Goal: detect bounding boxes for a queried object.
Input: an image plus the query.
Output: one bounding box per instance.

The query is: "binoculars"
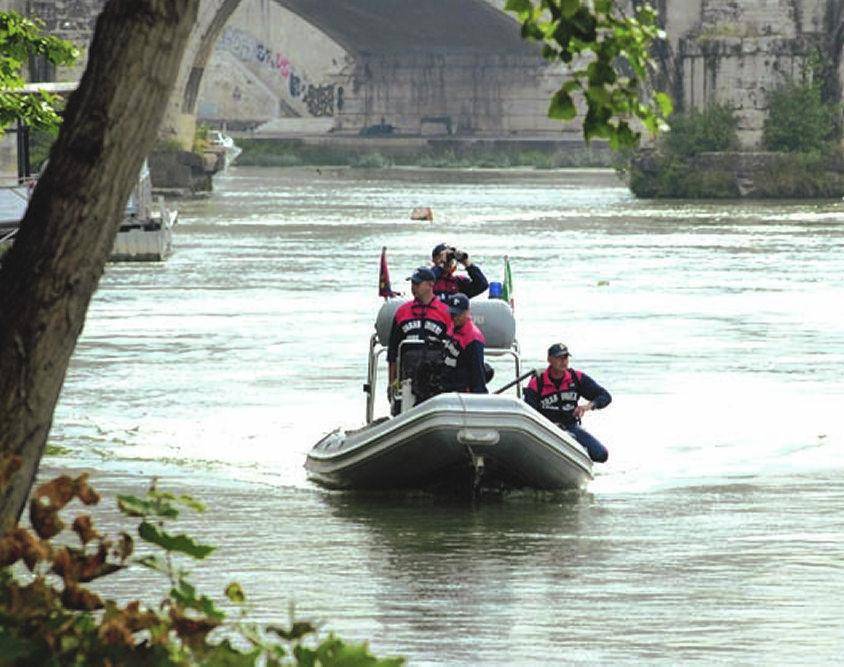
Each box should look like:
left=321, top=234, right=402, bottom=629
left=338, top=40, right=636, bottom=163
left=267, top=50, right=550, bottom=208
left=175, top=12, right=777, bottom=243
left=443, top=247, right=468, bottom=264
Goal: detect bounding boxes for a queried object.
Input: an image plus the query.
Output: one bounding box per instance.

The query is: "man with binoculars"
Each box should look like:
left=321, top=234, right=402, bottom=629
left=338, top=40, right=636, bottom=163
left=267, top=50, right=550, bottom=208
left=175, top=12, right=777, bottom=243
left=430, top=242, right=489, bottom=299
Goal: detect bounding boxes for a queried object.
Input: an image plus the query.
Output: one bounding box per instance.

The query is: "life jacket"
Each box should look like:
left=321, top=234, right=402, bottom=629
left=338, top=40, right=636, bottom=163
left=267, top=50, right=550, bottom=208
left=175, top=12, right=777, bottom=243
left=529, top=367, right=583, bottom=426
left=444, top=319, right=485, bottom=370
left=393, top=298, right=453, bottom=343
left=393, top=298, right=453, bottom=389
left=433, top=271, right=463, bottom=296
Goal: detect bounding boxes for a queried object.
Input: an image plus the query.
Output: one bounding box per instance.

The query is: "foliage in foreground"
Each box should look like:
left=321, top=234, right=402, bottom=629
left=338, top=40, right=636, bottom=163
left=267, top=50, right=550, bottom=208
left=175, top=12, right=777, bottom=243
left=0, top=465, right=402, bottom=666
left=505, top=0, right=672, bottom=149
left=0, top=11, right=78, bottom=131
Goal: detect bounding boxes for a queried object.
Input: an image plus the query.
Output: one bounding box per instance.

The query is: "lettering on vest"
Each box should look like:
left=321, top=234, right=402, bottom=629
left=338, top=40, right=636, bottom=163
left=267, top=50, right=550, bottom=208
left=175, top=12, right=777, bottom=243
left=401, top=319, right=422, bottom=334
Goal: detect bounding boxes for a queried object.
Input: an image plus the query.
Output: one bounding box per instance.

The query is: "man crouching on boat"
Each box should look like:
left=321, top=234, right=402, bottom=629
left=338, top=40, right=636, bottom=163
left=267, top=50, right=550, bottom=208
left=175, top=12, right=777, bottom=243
left=442, top=293, right=488, bottom=394
left=524, top=343, right=611, bottom=462
left=387, top=267, right=454, bottom=412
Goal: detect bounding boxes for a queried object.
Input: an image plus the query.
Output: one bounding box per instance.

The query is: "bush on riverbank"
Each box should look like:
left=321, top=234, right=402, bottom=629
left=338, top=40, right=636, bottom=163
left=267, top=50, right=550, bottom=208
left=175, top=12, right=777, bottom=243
left=629, top=103, right=741, bottom=198
left=762, top=80, right=839, bottom=153
left=752, top=150, right=844, bottom=198
left=234, top=138, right=613, bottom=169
left=0, top=471, right=401, bottom=666
left=629, top=97, right=844, bottom=199
left=661, top=102, right=739, bottom=157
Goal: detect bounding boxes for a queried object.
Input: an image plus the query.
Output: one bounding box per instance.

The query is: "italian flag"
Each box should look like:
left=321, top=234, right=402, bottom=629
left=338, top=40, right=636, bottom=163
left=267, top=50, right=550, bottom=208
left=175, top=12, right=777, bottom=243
left=503, top=255, right=513, bottom=308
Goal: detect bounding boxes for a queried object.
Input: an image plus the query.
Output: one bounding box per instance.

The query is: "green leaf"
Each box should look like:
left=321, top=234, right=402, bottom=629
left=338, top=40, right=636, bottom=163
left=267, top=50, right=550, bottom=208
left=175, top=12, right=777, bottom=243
left=267, top=621, right=318, bottom=642
left=199, top=639, right=260, bottom=666
left=562, top=79, right=582, bottom=93
left=311, top=634, right=404, bottom=667
left=0, top=11, right=77, bottom=132
left=504, top=0, right=532, bottom=15
left=172, top=578, right=225, bottom=621
left=586, top=84, right=610, bottom=106
left=138, top=521, right=215, bottom=559
left=0, top=628, right=30, bottom=661
left=587, top=60, right=617, bottom=86
left=151, top=490, right=206, bottom=513
left=541, top=44, right=558, bottom=60
left=654, top=92, right=674, bottom=118
left=560, top=0, right=581, bottom=19
left=118, top=494, right=179, bottom=518
left=134, top=554, right=175, bottom=577
left=548, top=90, right=576, bottom=120
left=225, top=582, right=246, bottom=604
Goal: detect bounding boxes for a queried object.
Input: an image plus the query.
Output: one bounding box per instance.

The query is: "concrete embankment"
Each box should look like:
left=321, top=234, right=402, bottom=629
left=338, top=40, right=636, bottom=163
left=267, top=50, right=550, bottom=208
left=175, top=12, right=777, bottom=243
left=231, top=135, right=614, bottom=169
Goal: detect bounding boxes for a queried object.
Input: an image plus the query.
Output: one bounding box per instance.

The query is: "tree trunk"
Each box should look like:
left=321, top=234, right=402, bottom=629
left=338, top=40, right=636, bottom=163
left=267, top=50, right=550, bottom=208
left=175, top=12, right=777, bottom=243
left=0, top=0, right=199, bottom=533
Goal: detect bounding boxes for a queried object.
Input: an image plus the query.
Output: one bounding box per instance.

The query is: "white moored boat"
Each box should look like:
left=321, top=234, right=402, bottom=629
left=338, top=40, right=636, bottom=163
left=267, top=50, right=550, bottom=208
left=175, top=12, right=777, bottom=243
left=110, top=161, right=177, bottom=262
left=305, top=299, right=593, bottom=494
left=1, top=161, right=176, bottom=263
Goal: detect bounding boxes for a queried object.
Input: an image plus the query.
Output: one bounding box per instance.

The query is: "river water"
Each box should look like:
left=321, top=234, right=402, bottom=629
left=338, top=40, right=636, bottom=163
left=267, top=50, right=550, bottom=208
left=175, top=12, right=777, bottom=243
left=45, top=167, right=844, bottom=663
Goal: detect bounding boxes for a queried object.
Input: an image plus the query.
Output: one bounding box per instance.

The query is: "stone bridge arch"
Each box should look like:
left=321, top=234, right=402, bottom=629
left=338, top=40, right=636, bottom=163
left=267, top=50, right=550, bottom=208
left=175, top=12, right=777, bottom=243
left=161, top=0, right=562, bottom=146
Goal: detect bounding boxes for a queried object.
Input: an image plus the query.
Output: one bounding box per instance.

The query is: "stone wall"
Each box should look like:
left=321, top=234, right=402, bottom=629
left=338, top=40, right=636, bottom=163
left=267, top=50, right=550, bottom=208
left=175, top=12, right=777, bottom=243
left=24, top=0, right=105, bottom=80
left=7, top=0, right=844, bottom=146
left=194, top=0, right=566, bottom=137
left=342, top=53, right=569, bottom=137
left=196, top=1, right=351, bottom=126
left=673, top=0, right=839, bottom=146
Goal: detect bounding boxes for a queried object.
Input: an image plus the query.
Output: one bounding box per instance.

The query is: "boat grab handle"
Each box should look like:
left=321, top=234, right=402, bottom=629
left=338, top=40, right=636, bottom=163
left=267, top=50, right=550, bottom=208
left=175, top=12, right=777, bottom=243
left=494, top=368, right=537, bottom=395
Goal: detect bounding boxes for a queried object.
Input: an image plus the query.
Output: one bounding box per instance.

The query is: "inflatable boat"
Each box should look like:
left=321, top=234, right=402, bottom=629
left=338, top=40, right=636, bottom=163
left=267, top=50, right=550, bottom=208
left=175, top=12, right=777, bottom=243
left=304, top=299, right=593, bottom=494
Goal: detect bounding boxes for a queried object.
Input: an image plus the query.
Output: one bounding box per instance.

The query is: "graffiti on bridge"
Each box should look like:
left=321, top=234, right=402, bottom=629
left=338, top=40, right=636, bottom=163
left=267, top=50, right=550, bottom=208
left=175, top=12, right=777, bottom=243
left=217, top=27, right=338, bottom=117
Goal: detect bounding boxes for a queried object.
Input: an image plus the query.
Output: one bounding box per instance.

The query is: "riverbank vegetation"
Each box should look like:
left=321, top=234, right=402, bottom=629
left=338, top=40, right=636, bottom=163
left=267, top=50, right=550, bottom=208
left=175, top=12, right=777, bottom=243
left=628, top=103, right=740, bottom=198
left=234, top=139, right=614, bottom=170
left=0, top=471, right=401, bottom=665
left=629, top=79, right=844, bottom=199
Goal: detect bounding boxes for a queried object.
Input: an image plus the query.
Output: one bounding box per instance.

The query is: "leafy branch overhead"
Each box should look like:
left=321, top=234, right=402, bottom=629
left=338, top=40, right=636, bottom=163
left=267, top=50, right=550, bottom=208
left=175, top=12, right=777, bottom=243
left=0, top=11, right=78, bottom=130
left=505, top=0, right=672, bottom=149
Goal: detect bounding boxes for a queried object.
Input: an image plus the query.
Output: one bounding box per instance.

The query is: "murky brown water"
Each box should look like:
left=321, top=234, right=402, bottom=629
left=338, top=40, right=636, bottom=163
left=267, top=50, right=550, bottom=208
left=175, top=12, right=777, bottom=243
left=44, top=166, right=844, bottom=663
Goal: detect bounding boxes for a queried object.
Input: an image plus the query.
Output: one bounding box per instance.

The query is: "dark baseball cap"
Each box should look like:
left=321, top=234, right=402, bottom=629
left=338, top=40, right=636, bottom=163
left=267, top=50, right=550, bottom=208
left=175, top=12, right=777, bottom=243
left=446, top=293, right=470, bottom=315
left=548, top=343, right=570, bottom=357
left=432, top=242, right=449, bottom=259
left=407, top=266, right=436, bottom=283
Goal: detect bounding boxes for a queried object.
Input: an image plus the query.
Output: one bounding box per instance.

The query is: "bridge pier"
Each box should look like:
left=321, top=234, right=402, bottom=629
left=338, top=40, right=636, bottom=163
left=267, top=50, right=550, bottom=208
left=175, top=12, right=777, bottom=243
left=6, top=0, right=844, bottom=189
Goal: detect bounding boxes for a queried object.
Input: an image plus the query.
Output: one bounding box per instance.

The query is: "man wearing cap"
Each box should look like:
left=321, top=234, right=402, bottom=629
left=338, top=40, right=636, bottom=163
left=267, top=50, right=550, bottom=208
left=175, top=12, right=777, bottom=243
left=430, top=242, right=489, bottom=299
left=443, top=293, right=488, bottom=394
left=387, top=266, right=454, bottom=405
left=524, top=344, right=612, bottom=462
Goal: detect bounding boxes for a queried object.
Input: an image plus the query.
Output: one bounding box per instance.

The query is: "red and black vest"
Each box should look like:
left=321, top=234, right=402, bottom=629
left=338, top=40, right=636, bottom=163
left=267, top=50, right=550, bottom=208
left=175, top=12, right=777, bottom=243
left=394, top=298, right=452, bottom=339
left=526, top=368, right=583, bottom=426
left=388, top=297, right=453, bottom=363
left=444, top=320, right=485, bottom=369
left=433, top=272, right=462, bottom=296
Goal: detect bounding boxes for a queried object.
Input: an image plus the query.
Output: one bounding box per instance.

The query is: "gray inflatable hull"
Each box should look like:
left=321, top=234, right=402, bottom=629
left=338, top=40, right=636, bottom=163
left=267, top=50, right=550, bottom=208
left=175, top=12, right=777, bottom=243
left=305, top=394, right=593, bottom=493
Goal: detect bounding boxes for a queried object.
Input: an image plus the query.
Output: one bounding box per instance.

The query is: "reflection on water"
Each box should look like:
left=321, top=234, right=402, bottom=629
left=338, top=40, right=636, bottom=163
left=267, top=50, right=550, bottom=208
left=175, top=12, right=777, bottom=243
left=42, top=167, right=844, bottom=663
left=81, top=471, right=844, bottom=664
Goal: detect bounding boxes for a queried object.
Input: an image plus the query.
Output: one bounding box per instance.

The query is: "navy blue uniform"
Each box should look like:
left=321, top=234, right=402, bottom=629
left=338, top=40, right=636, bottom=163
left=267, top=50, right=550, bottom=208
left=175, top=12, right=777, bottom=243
left=432, top=264, right=489, bottom=299
left=444, top=319, right=488, bottom=393
left=524, top=367, right=611, bottom=462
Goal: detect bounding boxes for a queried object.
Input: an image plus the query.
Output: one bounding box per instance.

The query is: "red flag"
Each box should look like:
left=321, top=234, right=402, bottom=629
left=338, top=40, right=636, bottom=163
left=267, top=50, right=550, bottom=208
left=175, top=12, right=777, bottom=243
left=378, top=246, right=399, bottom=299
